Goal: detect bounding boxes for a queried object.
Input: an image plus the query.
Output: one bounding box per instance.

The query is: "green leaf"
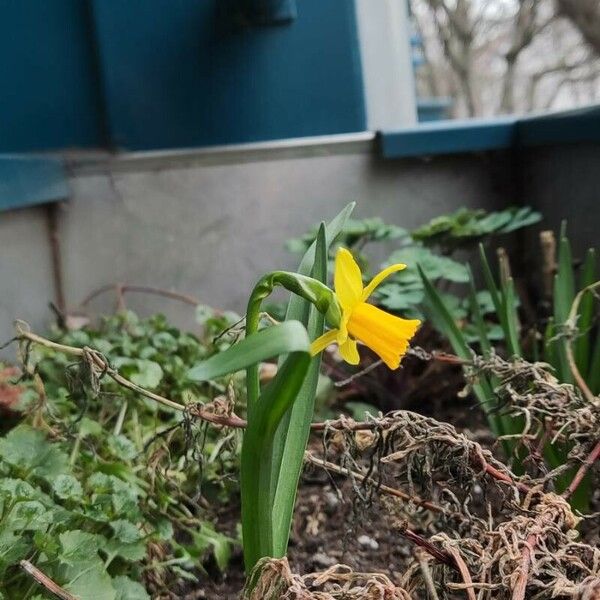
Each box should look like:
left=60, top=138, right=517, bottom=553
left=497, top=206, right=542, bottom=233
left=501, top=277, right=521, bottom=357
left=59, top=530, right=103, bottom=566
left=63, top=558, right=116, bottom=600
left=387, top=246, right=469, bottom=283
left=478, top=245, right=503, bottom=322
left=345, top=401, right=379, bottom=420
left=588, top=329, right=600, bottom=395
left=575, top=248, right=597, bottom=374
left=129, top=360, right=163, bottom=389
left=552, top=234, right=576, bottom=383
left=269, top=225, right=328, bottom=560
left=467, top=268, right=492, bottom=354
left=107, top=435, right=137, bottom=461
left=412, top=206, right=541, bottom=245
left=0, top=530, right=29, bottom=575
left=187, top=320, right=310, bottom=382
left=419, top=267, right=503, bottom=435
left=110, top=520, right=142, bottom=544
left=375, top=282, right=424, bottom=312
left=188, top=523, right=234, bottom=572
left=0, top=425, right=69, bottom=480
left=79, top=417, right=103, bottom=438
left=154, top=518, right=174, bottom=541
left=241, top=351, right=311, bottom=571
left=106, top=538, right=146, bottom=562
left=53, top=474, right=83, bottom=501
left=113, top=576, right=150, bottom=600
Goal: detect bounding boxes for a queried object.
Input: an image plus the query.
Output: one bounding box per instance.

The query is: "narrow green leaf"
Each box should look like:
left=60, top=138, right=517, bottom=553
left=543, top=317, right=558, bottom=373
left=187, top=321, right=309, bottom=382
left=575, top=248, right=597, bottom=373
left=291, top=203, right=356, bottom=288
left=555, top=235, right=576, bottom=321
left=270, top=224, right=327, bottom=558
left=241, top=204, right=354, bottom=572
left=501, top=278, right=521, bottom=357
left=552, top=235, right=576, bottom=383
left=419, top=267, right=502, bottom=434
left=267, top=207, right=354, bottom=559
left=241, top=351, right=311, bottom=571
left=479, top=244, right=516, bottom=349
left=467, top=268, right=491, bottom=354
left=478, top=244, right=502, bottom=317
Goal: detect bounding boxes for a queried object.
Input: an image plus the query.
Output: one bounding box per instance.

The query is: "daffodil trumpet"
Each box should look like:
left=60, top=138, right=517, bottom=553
left=310, top=248, right=421, bottom=369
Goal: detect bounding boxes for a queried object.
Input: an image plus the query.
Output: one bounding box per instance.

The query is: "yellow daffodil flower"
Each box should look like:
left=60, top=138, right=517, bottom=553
left=310, top=248, right=421, bottom=369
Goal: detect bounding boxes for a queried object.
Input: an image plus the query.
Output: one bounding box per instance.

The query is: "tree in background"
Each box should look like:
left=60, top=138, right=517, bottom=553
left=411, top=0, right=600, bottom=117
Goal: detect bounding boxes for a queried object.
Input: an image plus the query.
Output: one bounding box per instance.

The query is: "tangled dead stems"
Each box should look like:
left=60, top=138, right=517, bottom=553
left=242, top=558, right=412, bottom=600
left=11, top=325, right=600, bottom=598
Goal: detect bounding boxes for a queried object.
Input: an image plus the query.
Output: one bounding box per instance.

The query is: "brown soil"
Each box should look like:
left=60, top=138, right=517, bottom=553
left=174, top=480, right=415, bottom=600
left=170, top=394, right=489, bottom=600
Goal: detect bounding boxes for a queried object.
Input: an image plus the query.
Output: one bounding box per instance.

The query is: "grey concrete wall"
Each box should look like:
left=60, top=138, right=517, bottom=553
left=8, top=135, right=596, bottom=357
left=0, top=206, right=57, bottom=351
left=56, top=141, right=508, bottom=331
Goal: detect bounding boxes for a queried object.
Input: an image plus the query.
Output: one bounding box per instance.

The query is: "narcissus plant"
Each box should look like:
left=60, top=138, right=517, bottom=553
left=187, top=204, right=421, bottom=578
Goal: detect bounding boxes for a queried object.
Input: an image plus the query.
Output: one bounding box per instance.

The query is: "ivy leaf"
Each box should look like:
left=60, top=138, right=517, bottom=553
left=79, top=417, right=103, bottom=438
left=110, top=520, right=141, bottom=544
left=186, top=524, right=234, bottom=572
left=129, top=360, right=163, bottom=389
left=63, top=558, right=116, bottom=600
left=106, top=521, right=146, bottom=561
left=53, top=475, right=83, bottom=501
left=12, top=501, right=54, bottom=530
left=0, top=425, right=69, bottom=480
left=375, top=283, right=424, bottom=312
left=107, top=435, right=137, bottom=461
left=0, top=530, right=29, bottom=576
left=345, top=401, right=379, bottom=420
left=106, top=538, right=147, bottom=562
left=59, top=530, right=103, bottom=566
left=154, top=518, right=174, bottom=541
left=112, top=576, right=150, bottom=600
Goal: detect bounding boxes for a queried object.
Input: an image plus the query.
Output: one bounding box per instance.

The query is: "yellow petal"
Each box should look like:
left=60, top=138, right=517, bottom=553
left=338, top=338, right=360, bottom=365
left=310, top=329, right=339, bottom=356
left=347, top=302, right=420, bottom=369
left=334, top=248, right=363, bottom=311
left=361, top=263, right=406, bottom=302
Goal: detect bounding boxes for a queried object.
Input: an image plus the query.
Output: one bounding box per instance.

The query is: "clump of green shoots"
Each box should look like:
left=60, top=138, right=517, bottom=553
left=421, top=223, right=599, bottom=505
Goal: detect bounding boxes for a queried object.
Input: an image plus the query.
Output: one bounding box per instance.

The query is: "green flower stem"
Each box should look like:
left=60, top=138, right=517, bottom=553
left=245, top=271, right=341, bottom=414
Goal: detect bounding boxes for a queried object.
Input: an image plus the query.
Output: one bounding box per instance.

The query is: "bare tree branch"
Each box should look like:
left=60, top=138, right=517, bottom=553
left=555, top=0, right=600, bottom=55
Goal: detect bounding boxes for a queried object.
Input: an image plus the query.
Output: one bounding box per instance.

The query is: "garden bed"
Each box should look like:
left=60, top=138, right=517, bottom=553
left=1, top=206, right=599, bottom=599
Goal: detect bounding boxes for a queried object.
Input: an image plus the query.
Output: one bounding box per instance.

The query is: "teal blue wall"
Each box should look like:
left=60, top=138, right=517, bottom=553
left=0, top=1, right=106, bottom=152
left=0, top=1, right=366, bottom=152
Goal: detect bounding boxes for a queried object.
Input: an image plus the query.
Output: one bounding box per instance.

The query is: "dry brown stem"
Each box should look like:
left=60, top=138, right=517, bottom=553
left=20, top=560, right=76, bottom=600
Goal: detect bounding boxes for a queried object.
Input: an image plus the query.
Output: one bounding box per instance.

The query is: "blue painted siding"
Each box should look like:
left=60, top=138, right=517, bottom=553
left=0, top=156, right=68, bottom=211
left=90, top=0, right=366, bottom=150
left=0, top=1, right=106, bottom=152
left=0, top=1, right=366, bottom=152
left=381, top=105, right=600, bottom=158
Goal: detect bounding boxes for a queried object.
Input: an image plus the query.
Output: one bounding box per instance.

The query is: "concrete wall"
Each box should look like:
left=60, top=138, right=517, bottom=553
left=0, top=136, right=512, bottom=351
left=2, top=136, right=597, bottom=358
